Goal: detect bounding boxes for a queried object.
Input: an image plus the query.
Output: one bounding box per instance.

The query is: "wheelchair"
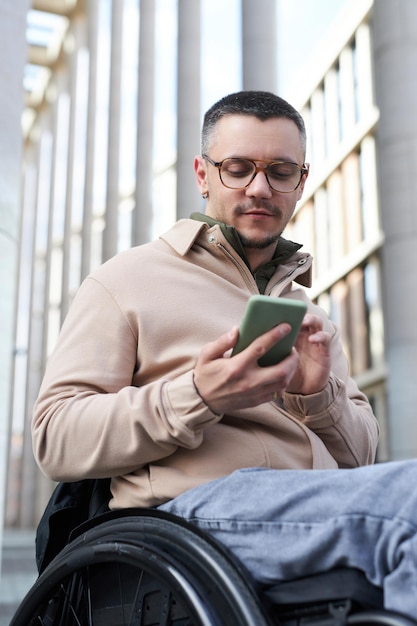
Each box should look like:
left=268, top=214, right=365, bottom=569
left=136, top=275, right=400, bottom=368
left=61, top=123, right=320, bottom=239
left=10, top=507, right=417, bottom=626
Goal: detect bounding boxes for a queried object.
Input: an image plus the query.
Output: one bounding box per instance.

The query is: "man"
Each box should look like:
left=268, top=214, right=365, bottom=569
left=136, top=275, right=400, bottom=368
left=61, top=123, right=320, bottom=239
left=32, top=92, right=417, bottom=619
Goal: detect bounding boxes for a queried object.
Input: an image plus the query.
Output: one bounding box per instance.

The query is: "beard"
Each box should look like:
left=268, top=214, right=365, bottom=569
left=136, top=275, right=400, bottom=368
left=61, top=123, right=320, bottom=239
left=237, top=231, right=281, bottom=249
left=234, top=201, right=283, bottom=249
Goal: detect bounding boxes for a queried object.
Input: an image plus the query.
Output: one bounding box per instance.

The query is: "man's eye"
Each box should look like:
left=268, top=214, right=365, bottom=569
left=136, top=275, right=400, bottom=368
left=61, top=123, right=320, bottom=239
left=268, top=164, right=295, bottom=179
left=223, top=161, right=253, bottom=177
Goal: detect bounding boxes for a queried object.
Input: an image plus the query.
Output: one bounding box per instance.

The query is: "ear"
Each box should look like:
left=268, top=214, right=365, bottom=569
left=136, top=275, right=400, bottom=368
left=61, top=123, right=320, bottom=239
left=194, top=156, right=208, bottom=195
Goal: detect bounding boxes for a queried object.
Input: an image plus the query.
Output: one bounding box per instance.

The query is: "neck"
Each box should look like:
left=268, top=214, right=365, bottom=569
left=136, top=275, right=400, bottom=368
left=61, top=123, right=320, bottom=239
left=244, top=245, right=277, bottom=272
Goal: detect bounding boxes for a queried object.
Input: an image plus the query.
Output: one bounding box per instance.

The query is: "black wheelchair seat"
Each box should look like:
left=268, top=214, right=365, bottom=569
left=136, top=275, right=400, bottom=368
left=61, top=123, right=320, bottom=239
left=265, top=567, right=384, bottom=625
left=11, top=506, right=417, bottom=625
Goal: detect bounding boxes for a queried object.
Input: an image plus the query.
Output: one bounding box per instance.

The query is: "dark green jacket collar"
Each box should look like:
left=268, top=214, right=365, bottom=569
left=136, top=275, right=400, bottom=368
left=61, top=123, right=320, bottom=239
left=190, top=212, right=302, bottom=293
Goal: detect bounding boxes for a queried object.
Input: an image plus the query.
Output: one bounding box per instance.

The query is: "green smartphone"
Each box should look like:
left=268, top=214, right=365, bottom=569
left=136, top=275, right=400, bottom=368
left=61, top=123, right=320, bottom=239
left=231, top=295, right=307, bottom=367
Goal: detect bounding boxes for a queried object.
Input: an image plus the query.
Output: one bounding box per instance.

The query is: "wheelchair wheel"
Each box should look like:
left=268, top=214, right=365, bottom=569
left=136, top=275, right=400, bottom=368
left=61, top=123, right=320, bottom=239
left=11, top=508, right=273, bottom=626
left=348, top=611, right=417, bottom=625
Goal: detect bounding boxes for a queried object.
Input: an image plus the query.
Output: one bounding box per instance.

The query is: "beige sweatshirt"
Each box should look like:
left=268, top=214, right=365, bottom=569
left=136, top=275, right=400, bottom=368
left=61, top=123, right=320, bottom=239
left=32, top=219, right=380, bottom=509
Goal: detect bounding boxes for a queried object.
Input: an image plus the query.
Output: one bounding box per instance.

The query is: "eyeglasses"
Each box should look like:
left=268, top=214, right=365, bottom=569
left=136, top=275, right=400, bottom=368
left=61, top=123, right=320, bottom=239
left=203, top=154, right=308, bottom=193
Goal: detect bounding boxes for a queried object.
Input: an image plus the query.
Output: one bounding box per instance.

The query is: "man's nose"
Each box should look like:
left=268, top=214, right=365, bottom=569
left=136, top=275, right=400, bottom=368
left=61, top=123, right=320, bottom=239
left=245, top=170, right=273, bottom=197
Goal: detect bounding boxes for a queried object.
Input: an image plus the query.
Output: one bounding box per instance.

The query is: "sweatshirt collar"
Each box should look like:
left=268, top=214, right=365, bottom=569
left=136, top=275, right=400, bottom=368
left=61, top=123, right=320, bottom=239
left=189, top=212, right=302, bottom=268
left=160, top=215, right=312, bottom=289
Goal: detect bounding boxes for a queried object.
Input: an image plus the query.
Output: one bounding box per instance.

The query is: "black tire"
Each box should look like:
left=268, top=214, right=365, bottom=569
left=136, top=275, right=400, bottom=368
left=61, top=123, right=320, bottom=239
left=348, top=611, right=417, bottom=626
left=11, top=508, right=272, bottom=626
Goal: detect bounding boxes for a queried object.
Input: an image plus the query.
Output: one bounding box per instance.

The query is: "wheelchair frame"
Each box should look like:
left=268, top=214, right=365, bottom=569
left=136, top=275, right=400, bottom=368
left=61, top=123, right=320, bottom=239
left=11, top=508, right=417, bottom=626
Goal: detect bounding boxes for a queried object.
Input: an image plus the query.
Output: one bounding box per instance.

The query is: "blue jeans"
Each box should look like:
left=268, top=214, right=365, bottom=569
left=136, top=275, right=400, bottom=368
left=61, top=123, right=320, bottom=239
left=158, top=460, right=417, bottom=619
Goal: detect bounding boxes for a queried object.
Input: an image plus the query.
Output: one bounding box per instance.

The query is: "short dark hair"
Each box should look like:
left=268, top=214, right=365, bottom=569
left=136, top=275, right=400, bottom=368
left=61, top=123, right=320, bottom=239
left=201, top=90, right=306, bottom=156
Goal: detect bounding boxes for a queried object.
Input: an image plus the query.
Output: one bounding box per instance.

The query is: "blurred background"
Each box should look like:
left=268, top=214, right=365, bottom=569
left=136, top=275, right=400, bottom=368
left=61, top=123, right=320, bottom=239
left=2, top=0, right=417, bottom=620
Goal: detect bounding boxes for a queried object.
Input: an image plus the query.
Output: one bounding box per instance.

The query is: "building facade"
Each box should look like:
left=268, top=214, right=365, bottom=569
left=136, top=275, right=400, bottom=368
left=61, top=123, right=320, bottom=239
left=285, top=0, right=388, bottom=456
left=286, top=0, right=417, bottom=464
left=3, top=0, right=417, bottom=529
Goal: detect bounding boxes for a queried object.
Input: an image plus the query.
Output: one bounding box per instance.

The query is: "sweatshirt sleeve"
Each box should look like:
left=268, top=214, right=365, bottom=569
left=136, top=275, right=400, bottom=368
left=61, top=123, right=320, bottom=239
left=282, top=321, right=380, bottom=467
left=32, top=277, right=221, bottom=482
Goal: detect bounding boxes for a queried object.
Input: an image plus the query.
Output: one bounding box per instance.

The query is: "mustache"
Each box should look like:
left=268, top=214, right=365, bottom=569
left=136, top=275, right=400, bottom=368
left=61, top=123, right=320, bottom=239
left=234, top=201, right=282, bottom=216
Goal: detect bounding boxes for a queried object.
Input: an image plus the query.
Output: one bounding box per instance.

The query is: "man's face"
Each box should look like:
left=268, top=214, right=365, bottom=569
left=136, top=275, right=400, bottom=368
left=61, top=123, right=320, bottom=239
left=194, top=114, right=308, bottom=266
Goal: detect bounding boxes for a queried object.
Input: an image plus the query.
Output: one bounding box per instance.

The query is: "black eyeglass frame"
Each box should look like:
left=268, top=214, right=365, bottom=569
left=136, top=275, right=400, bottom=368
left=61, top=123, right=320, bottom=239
left=202, top=154, right=309, bottom=193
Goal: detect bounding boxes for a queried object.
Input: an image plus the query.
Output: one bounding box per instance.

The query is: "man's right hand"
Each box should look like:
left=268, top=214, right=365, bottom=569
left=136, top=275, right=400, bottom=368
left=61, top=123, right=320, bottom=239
left=193, top=324, right=299, bottom=415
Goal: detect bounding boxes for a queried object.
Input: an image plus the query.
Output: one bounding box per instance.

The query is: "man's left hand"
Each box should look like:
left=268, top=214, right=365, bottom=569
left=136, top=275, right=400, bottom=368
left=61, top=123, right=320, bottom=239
left=286, top=313, right=331, bottom=395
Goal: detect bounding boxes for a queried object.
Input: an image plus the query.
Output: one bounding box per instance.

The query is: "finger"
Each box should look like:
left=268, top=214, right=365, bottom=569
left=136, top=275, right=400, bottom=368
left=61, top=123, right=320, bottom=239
left=308, top=330, right=331, bottom=346
left=300, top=313, right=323, bottom=333
left=235, top=322, right=292, bottom=366
left=199, top=327, right=239, bottom=363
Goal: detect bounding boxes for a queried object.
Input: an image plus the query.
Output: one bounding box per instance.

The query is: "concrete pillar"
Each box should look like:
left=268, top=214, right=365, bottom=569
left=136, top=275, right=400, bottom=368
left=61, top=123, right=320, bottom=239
left=134, top=0, right=155, bottom=245
left=338, top=46, right=356, bottom=137
left=176, top=0, right=201, bottom=220
left=0, top=0, right=29, bottom=569
left=21, top=118, right=53, bottom=529
left=81, top=0, right=99, bottom=279
left=102, top=0, right=123, bottom=261
left=372, top=0, right=417, bottom=459
left=241, top=0, right=277, bottom=91
left=61, top=15, right=87, bottom=322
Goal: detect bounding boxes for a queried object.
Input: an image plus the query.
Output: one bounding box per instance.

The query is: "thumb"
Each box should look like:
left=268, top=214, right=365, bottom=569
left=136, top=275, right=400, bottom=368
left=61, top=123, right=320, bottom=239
left=200, top=327, right=239, bottom=362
